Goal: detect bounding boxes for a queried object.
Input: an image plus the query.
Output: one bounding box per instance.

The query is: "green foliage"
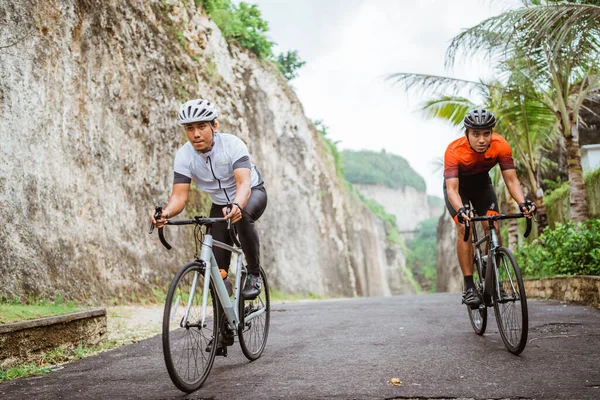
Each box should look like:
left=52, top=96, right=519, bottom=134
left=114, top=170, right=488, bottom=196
left=0, top=296, right=80, bottom=324
left=274, top=50, right=306, bottom=80
left=543, top=168, right=600, bottom=226
left=586, top=167, right=600, bottom=218
left=544, top=181, right=570, bottom=227
left=543, top=176, right=566, bottom=193
left=342, top=150, right=426, bottom=192
left=201, top=0, right=274, bottom=59
left=176, top=30, right=186, bottom=48
left=0, top=339, right=122, bottom=382
left=313, top=120, right=344, bottom=179
left=515, top=219, right=600, bottom=278
left=405, top=218, right=438, bottom=292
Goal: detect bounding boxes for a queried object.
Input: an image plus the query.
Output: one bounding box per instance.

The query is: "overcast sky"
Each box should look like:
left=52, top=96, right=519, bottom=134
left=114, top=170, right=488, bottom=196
left=249, top=0, right=522, bottom=197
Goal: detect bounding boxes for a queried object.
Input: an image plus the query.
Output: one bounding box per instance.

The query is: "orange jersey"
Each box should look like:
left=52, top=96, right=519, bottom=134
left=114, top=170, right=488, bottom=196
left=444, top=133, right=515, bottom=180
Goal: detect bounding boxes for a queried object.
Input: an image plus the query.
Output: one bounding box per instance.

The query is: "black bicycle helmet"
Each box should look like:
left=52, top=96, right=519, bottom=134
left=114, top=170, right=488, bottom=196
left=463, top=108, right=496, bottom=129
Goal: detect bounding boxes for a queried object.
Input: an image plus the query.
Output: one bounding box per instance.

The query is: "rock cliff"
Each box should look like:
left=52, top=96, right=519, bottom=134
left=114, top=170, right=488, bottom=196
left=435, top=209, right=462, bottom=293
left=0, top=0, right=414, bottom=301
left=355, top=184, right=442, bottom=233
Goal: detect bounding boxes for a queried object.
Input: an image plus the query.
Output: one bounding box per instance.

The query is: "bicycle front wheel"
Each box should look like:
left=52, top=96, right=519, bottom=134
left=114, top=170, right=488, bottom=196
left=162, top=261, right=219, bottom=392
left=467, top=258, right=487, bottom=335
left=238, top=266, right=270, bottom=361
left=493, top=247, right=528, bottom=355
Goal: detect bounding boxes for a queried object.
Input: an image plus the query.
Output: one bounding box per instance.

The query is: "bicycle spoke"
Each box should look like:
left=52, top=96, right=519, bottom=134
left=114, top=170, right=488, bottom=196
left=238, top=267, right=270, bottom=360
left=493, top=248, right=528, bottom=354
left=163, top=262, right=218, bottom=392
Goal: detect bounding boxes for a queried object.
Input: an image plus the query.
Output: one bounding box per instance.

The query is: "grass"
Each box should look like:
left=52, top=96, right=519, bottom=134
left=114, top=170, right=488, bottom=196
left=0, top=297, right=81, bottom=324
left=0, top=340, right=123, bottom=382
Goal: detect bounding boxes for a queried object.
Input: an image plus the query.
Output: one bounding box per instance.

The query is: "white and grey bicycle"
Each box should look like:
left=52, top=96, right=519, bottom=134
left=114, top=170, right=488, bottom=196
left=151, top=206, right=270, bottom=393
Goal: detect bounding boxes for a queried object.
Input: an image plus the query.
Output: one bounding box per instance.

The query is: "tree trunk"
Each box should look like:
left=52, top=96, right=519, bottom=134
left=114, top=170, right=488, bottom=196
left=534, top=189, right=548, bottom=236
left=565, top=123, right=589, bottom=222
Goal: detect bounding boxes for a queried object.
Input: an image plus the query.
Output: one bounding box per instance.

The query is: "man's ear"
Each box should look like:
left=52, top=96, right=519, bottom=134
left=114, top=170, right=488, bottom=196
left=212, top=120, right=219, bottom=130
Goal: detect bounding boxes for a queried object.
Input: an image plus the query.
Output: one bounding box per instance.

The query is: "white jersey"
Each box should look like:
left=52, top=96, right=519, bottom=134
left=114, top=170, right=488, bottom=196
left=173, top=132, right=263, bottom=205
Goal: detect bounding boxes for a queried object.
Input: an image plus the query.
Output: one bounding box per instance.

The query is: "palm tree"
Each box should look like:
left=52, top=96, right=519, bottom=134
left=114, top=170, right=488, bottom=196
left=445, top=0, right=600, bottom=221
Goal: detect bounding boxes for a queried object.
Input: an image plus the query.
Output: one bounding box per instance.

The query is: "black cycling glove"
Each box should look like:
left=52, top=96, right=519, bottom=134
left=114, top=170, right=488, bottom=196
left=519, top=200, right=536, bottom=213
left=456, top=206, right=470, bottom=223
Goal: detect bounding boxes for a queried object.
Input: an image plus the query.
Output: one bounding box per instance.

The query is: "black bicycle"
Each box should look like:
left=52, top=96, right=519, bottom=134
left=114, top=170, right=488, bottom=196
left=462, top=205, right=535, bottom=355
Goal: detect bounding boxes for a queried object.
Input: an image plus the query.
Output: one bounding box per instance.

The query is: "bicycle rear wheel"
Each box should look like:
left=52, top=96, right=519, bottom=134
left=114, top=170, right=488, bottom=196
left=238, top=266, right=270, bottom=361
left=162, top=261, right=219, bottom=392
left=493, top=247, right=528, bottom=355
left=467, top=257, right=487, bottom=335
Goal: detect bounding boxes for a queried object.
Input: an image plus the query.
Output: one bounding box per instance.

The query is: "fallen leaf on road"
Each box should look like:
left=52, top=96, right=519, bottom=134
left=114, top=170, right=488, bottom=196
left=387, top=378, right=402, bottom=386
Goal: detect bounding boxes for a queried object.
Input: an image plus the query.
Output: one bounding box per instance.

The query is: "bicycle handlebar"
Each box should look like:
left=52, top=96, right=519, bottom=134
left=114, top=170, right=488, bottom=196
left=150, top=206, right=241, bottom=250
left=462, top=207, right=535, bottom=242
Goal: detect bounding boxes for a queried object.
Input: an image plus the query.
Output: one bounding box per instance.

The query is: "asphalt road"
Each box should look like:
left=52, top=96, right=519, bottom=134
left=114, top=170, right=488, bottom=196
left=1, top=293, right=599, bottom=400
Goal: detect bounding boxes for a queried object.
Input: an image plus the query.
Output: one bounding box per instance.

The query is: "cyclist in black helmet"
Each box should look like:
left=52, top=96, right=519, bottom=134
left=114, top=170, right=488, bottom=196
left=443, top=108, right=536, bottom=308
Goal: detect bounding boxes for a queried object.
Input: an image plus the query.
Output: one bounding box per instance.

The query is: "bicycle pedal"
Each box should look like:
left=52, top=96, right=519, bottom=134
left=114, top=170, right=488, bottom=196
left=215, top=346, right=228, bottom=357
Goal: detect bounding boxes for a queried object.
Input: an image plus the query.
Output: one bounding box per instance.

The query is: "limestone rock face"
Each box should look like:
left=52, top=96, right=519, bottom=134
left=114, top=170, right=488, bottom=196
left=0, top=0, right=410, bottom=300
left=355, top=184, right=442, bottom=233
left=435, top=209, right=462, bottom=293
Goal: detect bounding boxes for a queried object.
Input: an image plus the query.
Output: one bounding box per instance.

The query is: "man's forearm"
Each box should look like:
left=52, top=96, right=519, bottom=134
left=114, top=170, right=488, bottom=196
left=233, top=182, right=251, bottom=208
left=163, top=194, right=187, bottom=218
left=506, top=180, right=525, bottom=205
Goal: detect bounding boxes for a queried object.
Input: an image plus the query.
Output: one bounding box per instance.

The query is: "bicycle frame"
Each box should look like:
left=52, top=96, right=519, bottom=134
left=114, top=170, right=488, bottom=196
left=158, top=216, right=266, bottom=333
left=466, top=211, right=532, bottom=305
left=195, top=234, right=245, bottom=331
left=470, top=219, right=503, bottom=305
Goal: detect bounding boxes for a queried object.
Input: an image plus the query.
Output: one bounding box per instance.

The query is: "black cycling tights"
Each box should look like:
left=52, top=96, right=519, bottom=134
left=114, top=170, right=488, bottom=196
left=209, top=184, right=267, bottom=276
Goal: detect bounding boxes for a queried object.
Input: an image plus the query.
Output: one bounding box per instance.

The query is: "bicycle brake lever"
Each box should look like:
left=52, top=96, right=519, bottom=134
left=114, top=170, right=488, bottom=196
left=150, top=206, right=163, bottom=234
left=226, top=206, right=232, bottom=230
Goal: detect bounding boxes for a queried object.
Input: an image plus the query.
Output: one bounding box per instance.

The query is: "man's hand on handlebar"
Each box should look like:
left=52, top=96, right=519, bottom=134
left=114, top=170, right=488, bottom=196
left=222, top=203, right=243, bottom=224
left=519, top=200, right=537, bottom=218
left=457, top=206, right=473, bottom=224
left=151, top=207, right=169, bottom=229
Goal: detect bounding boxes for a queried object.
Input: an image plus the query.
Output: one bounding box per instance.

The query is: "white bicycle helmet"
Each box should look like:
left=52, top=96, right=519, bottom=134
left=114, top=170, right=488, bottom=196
left=178, top=99, right=219, bottom=125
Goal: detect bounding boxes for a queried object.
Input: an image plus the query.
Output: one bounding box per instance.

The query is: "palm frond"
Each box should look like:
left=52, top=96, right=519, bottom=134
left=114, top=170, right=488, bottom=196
left=421, top=96, right=475, bottom=127
left=386, top=73, right=489, bottom=98
left=446, top=4, right=600, bottom=67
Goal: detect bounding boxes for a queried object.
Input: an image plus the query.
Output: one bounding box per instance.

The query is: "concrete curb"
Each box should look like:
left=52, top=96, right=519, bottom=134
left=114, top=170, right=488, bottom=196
left=524, top=275, right=600, bottom=307
left=0, top=308, right=107, bottom=368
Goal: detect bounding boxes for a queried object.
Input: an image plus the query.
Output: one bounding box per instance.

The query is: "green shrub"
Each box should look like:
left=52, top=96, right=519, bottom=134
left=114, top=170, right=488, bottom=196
left=405, top=217, right=438, bottom=291
left=585, top=168, right=600, bottom=218
left=515, top=219, right=600, bottom=278
left=274, top=50, right=306, bottom=80
left=200, top=0, right=274, bottom=59
left=313, top=120, right=343, bottom=179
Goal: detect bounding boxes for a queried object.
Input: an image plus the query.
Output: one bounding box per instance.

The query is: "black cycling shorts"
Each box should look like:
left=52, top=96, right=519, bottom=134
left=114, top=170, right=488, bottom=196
left=443, top=173, right=499, bottom=223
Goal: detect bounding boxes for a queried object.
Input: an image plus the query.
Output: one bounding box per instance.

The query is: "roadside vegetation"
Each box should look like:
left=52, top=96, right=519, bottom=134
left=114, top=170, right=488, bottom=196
left=405, top=218, right=438, bottom=292
left=516, top=219, right=600, bottom=278
left=197, top=0, right=305, bottom=80
left=0, top=295, right=80, bottom=324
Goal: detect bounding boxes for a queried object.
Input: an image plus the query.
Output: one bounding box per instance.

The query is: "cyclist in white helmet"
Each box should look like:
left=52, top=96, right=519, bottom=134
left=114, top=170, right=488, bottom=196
left=152, top=99, right=268, bottom=353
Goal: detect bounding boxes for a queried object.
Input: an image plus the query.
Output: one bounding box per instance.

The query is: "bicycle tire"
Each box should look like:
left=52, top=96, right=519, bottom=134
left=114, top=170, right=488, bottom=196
left=162, top=261, right=219, bottom=392
left=238, top=266, right=270, bottom=361
left=493, top=247, right=528, bottom=355
left=467, top=257, right=487, bottom=335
